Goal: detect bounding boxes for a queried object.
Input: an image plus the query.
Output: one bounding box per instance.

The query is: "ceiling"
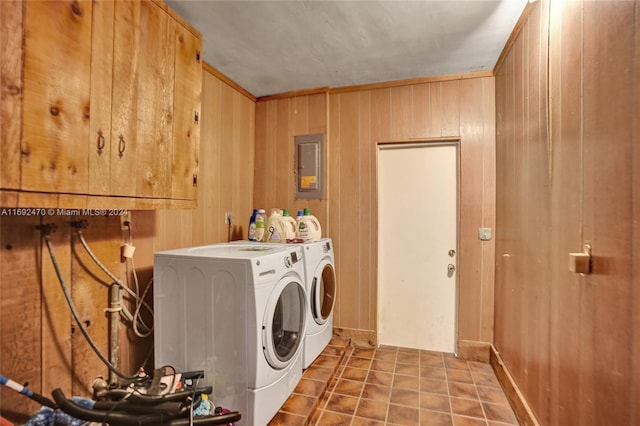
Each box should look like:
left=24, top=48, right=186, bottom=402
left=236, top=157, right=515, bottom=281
left=165, top=0, right=528, bottom=98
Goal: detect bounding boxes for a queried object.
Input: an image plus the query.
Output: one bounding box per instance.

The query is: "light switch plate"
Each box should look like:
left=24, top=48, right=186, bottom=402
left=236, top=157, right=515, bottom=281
left=478, top=227, right=492, bottom=241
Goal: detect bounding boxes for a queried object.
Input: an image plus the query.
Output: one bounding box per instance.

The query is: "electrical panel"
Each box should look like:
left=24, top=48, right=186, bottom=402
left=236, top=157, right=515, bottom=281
left=295, top=134, right=324, bottom=199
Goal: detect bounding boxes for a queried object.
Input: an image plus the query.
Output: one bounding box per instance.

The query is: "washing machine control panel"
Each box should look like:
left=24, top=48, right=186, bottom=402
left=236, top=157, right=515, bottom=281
left=283, top=250, right=300, bottom=268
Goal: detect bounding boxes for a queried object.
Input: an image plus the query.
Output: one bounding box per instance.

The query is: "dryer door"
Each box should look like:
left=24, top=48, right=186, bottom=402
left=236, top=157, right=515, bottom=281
left=263, top=276, right=306, bottom=370
left=311, top=260, right=336, bottom=325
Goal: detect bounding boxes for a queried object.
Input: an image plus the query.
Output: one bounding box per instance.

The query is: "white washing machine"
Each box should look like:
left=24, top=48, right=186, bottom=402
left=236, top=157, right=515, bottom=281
left=153, top=243, right=307, bottom=426
left=300, top=238, right=336, bottom=368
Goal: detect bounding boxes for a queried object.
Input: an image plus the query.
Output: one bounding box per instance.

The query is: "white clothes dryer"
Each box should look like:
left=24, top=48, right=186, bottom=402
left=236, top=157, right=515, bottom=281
left=153, top=243, right=307, bottom=426
left=300, top=238, right=336, bottom=368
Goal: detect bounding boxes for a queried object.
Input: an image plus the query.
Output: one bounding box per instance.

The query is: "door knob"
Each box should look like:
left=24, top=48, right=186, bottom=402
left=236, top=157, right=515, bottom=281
left=448, top=264, right=456, bottom=273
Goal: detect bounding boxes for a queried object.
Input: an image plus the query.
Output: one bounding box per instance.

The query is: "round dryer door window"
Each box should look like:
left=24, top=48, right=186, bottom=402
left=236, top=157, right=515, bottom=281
left=312, top=262, right=336, bottom=325
left=263, top=277, right=306, bottom=370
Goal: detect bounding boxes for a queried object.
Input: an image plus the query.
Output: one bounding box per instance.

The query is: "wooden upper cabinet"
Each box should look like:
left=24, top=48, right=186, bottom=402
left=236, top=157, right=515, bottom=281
left=0, top=0, right=202, bottom=208
left=22, top=0, right=93, bottom=194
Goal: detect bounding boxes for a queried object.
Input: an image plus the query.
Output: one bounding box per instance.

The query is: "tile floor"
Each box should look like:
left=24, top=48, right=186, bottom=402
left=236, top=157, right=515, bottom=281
left=269, top=337, right=519, bottom=426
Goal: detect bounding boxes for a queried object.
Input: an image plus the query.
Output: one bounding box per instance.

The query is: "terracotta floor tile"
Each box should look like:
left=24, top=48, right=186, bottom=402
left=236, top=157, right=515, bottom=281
left=420, top=378, right=449, bottom=395
left=421, top=355, right=446, bottom=368
left=421, top=366, right=447, bottom=380
left=444, top=356, right=470, bottom=370
left=387, top=403, right=420, bottom=425
left=280, top=338, right=519, bottom=426
left=397, top=352, right=421, bottom=364
left=366, top=370, right=394, bottom=386
left=446, top=368, right=474, bottom=384
left=341, top=366, right=369, bottom=381
left=398, top=346, right=421, bottom=355
left=268, top=411, right=307, bottom=426
left=374, top=349, right=397, bottom=361
left=390, top=388, right=420, bottom=407
left=280, top=393, right=318, bottom=418
left=352, top=347, right=376, bottom=359
left=294, top=377, right=327, bottom=398
left=452, top=415, right=488, bottom=425
left=325, top=393, right=359, bottom=415
left=355, top=397, right=389, bottom=422
left=348, top=356, right=373, bottom=369
left=312, top=354, right=341, bottom=370
left=395, top=362, right=420, bottom=376
left=352, top=416, right=386, bottom=426
left=476, top=386, right=510, bottom=404
left=448, top=382, right=479, bottom=400
left=305, top=366, right=335, bottom=382
left=361, top=383, right=391, bottom=401
left=450, top=397, right=485, bottom=419
left=334, top=378, right=365, bottom=397
left=315, top=409, right=353, bottom=425
left=468, top=361, right=494, bottom=375
left=420, top=392, right=451, bottom=413
left=371, top=359, right=396, bottom=372
left=393, top=373, right=420, bottom=391
left=473, top=372, right=502, bottom=388
left=482, top=402, right=518, bottom=424
left=420, top=409, right=454, bottom=426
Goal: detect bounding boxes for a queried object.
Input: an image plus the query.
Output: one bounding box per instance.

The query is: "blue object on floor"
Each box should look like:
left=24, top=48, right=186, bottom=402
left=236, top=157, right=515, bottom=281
left=25, top=397, right=94, bottom=426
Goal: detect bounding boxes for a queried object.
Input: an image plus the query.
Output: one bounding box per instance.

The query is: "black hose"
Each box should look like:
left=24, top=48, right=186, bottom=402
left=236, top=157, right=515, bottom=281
left=53, top=388, right=242, bottom=425
left=52, top=388, right=187, bottom=425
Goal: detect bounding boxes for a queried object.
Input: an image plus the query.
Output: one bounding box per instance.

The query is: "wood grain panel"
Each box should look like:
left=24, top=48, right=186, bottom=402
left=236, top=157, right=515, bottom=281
left=172, top=18, right=202, bottom=200
left=0, top=0, right=23, bottom=190
left=70, top=217, right=119, bottom=395
left=458, top=77, right=484, bottom=341
left=0, top=216, right=42, bottom=422
left=581, top=1, right=634, bottom=423
left=263, top=76, right=496, bottom=342
left=633, top=4, right=640, bottom=423
left=336, top=91, right=361, bottom=328
left=22, top=0, right=92, bottom=194
left=496, top=0, right=638, bottom=424
left=88, top=0, right=114, bottom=196
left=40, top=216, right=73, bottom=401
left=133, top=2, right=174, bottom=198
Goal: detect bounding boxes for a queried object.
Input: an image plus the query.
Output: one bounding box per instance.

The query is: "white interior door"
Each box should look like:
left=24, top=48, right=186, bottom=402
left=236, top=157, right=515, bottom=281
left=377, top=142, right=458, bottom=353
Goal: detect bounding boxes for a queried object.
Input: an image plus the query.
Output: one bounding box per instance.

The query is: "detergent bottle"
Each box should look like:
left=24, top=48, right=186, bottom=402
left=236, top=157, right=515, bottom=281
left=255, top=209, right=266, bottom=242
left=295, top=210, right=304, bottom=238
left=265, top=209, right=287, bottom=243
left=282, top=209, right=297, bottom=240
left=297, top=208, right=322, bottom=241
left=248, top=208, right=258, bottom=241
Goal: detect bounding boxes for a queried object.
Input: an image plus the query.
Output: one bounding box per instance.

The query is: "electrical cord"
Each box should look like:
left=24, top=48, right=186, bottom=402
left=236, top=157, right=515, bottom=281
left=43, top=236, right=138, bottom=380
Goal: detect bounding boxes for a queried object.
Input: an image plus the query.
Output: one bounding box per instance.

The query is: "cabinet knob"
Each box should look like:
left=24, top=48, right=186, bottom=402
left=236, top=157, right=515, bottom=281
left=97, top=129, right=105, bottom=154
left=118, top=135, right=126, bottom=157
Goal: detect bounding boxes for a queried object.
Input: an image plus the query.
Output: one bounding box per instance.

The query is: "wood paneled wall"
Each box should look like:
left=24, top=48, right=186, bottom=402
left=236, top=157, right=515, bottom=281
left=494, top=1, right=639, bottom=424
left=0, top=68, right=255, bottom=422
left=255, top=78, right=496, bottom=347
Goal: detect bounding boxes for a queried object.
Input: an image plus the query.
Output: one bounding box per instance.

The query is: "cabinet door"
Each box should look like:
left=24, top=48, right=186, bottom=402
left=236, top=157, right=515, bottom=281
left=172, top=23, right=202, bottom=200
left=22, top=0, right=93, bottom=194
left=111, top=1, right=175, bottom=198
left=88, top=0, right=114, bottom=196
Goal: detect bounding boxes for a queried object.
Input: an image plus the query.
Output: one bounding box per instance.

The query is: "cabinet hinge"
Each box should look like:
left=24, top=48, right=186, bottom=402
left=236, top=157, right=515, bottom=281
left=194, top=111, right=199, bottom=124
left=193, top=173, right=198, bottom=187
left=196, top=50, right=201, bottom=63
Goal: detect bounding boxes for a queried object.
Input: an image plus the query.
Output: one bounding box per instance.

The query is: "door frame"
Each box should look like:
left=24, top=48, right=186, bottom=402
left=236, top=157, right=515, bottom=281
left=375, top=138, right=461, bottom=353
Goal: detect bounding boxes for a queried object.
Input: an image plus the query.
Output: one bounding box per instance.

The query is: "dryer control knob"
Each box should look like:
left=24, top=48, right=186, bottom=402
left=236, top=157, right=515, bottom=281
left=284, top=257, right=292, bottom=268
